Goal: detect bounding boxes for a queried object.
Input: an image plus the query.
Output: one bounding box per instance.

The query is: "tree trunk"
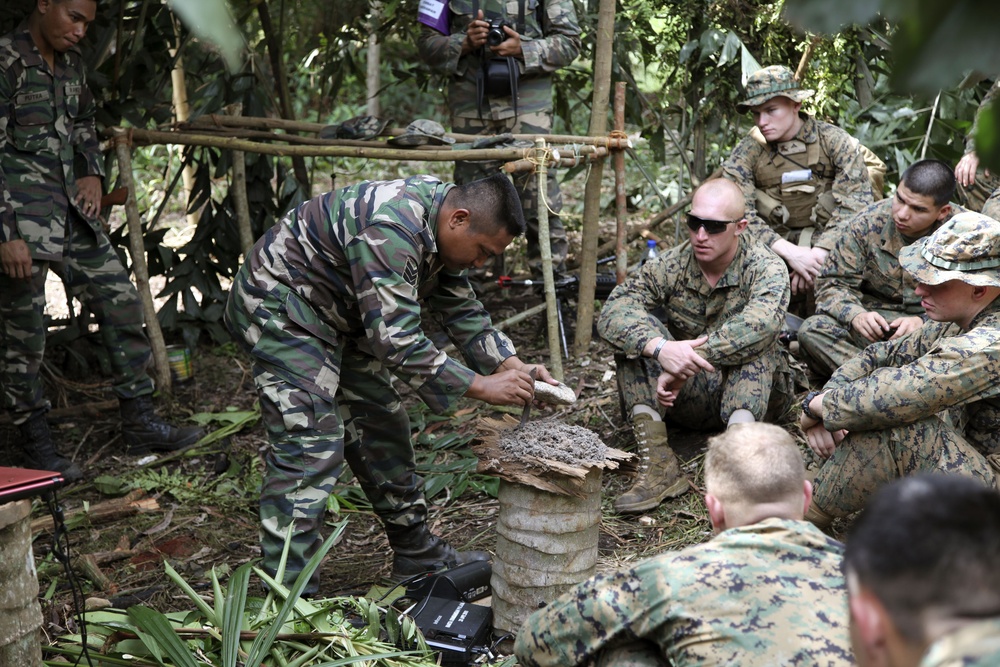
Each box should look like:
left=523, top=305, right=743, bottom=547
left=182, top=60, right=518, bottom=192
left=257, top=2, right=310, bottom=193
left=366, top=1, right=382, bottom=117
left=573, top=0, right=616, bottom=355
left=169, top=19, right=199, bottom=229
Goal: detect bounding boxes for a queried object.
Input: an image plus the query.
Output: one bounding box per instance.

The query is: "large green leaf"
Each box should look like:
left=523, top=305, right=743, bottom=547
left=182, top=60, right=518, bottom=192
left=221, top=561, right=254, bottom=667
left=165, top=0, right=244, bottom=73
left=126, top=606, right=199, bottom=667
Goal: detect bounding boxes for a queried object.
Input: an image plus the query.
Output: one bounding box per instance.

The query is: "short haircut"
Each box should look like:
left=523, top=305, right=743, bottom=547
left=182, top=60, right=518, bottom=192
left=694, top=178, right=747, bottom=220
left=900, top=159, right=956, bottom=206
left=844, top=474, right=1000, bottom=643
left=448, top=173, right=526, bottom=238
left=704, top=422, right=804, bottom=506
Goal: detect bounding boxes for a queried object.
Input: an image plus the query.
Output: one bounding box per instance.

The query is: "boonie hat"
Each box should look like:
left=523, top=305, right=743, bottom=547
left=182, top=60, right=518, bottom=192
left=899, top=211, right=1000, bottom=288
left=736, top=65, right=815, bottom=114
left=387, top=119, right=455, bottom=147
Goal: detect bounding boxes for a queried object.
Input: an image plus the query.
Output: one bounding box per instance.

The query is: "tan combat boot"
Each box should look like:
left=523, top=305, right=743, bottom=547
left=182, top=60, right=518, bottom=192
left=614, top=414, right=688, bottom=514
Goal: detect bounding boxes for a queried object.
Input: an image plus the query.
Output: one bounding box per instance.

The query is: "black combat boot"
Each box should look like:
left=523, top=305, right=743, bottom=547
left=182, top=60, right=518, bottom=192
left=385, top=522, right=490, bottom=582
left=18, top=414, right=83, bottom=483
left=119, top=396, right=204, bottom=455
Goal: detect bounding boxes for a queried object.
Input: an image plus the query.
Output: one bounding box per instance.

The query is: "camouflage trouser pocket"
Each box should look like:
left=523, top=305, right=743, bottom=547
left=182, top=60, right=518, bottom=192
left=986, top=453, right=1000, bottom=489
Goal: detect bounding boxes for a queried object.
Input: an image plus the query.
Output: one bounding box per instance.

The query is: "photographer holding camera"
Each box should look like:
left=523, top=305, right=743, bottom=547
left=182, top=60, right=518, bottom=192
left=418, top=0, right=581, bottom=281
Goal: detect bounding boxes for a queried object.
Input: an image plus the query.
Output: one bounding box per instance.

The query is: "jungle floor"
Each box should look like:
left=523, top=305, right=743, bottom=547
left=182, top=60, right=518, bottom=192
left=0, top=270, right=840, bottom=661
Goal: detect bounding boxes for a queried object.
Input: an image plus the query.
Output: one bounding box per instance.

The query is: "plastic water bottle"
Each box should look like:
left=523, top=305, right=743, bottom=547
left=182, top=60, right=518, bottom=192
left=643, top=239, right=659, bottom=264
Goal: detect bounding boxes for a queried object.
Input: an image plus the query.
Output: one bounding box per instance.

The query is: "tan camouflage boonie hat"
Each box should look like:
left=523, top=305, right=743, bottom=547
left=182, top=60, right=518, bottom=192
left=387, top=119, right=455, bottom=147
left=899, top=211, right=1000, bottom=287
left=737, top=65, right=815, bottom=114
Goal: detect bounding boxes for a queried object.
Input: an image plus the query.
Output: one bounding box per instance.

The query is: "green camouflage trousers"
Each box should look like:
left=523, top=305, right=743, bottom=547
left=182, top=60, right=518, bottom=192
left=797, top=311, right=905, bottom=378
left=812, top=415, right=996, bottom=517
left=0, top=214, right=153, bottom=424
left=224, top=281, right=427, bottom=590
left=614, top=341, right=794, bottom=430
left=452, top=111, right=568, bottom=275
left=957, top=167, right=1000, bottom=214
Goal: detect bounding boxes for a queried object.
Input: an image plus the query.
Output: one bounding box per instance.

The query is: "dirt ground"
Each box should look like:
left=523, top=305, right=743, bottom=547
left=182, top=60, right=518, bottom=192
left=1, top=276, right=818, bottom=653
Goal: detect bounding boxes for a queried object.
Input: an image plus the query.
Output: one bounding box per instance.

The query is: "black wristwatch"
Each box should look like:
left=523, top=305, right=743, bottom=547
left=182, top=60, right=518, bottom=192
left=801, top=391, right=823, bottom=421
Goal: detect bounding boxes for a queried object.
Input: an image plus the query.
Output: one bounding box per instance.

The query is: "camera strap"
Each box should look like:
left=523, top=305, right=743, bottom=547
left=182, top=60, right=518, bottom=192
left=474, top=0, right=526, bottom=122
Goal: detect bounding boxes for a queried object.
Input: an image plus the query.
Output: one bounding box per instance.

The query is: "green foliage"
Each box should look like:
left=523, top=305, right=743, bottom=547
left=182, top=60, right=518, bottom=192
left=46, top=523, right=442, bottom=667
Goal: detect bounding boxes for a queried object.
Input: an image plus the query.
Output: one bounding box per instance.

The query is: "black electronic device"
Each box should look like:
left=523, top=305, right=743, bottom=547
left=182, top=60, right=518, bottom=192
left=406, top=560, right=492, bottom=603
left=411, top=597, right=493, bottom=666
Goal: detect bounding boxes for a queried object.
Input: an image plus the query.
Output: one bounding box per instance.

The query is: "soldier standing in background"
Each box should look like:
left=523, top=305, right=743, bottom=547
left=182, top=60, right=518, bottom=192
left=0, top=0, right=203, bottom=482
left=417, top=0, right=580, bottom=280
left=723, top=65, right=884, bottom=299
left=515, top=422, right=853, bottom=667
left=225, top=174, right=557, bottom=592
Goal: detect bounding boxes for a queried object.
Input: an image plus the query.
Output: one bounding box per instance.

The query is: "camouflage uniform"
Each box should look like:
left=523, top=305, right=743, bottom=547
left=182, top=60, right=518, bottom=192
left=811, top=303, right=1000, bottom=517
left=224, top=176, right=517, bottom=586
left=0, top=22, right=154, bottom=424
left=957, top=79, right=1000, bottom=214
left=417, top=0, right=581, bottom=274
left=722, top=114, right=876, bottom=252
left=797, top=199, right=964, bottom=376
left=597, top=237, right=794, bottom=428
left=514, top=518, right=853, bottom=667
left=920, top=618, right=1000, bottom=667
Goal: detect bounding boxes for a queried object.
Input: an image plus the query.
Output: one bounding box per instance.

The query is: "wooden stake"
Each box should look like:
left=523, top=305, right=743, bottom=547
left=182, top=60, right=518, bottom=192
left=112, top=129, right=171, bottom=394
left=536, top=137, right=562, bottom=380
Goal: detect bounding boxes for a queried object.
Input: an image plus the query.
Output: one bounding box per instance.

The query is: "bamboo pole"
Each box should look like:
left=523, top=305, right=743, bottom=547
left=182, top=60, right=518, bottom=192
left=177, top=114, right=630, bottom=146
left=613, top=82, right=628, bottom=285
left=112, top=128, right=171, bottom=394
left=123, top=127, right=624, bottom=162
left=536, top=137, right=562, bottom=380
left=574, top=0, right=617, bottom=355
left=503, top=146, right=608, bottom=173
left=228, top=105, right=253, bottom=255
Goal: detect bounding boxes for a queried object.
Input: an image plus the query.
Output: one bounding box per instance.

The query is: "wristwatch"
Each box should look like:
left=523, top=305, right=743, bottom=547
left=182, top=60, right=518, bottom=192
left=801, top=391, right=823, bottom=421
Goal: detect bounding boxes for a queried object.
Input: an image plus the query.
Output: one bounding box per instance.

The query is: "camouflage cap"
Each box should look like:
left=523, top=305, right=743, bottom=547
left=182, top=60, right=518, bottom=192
left=736, top=65, right=815, bottom=114
left=387, top=119, right=455, bottom=147
left=318, top=115, right=390, bottom=141
left=899, top=211, right=1000, bottom=287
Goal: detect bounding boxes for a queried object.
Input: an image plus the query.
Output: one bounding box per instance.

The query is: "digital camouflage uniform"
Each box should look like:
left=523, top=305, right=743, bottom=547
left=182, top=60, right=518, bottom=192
left=514, top=518, right=853, bottom=667
left=597, top=236, right=794, bottom=428
left=811, top=301, right=1000, bottom=517
left=224, top=176, right=517, bottom=586
left=958, top=79, right=1000, bottom=215
left=0, top=22, right=153, bottom=424
left=417, top=0, right=580, bottom=274
left=797, top=198, right=964, bottom=376
left=722, top=114, right=876, bottom=253
left=920, top=618, right=1000, bottom=667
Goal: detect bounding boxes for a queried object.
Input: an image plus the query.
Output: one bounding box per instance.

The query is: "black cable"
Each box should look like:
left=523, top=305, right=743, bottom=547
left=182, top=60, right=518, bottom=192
left=44, top=489, right=93, bottom=667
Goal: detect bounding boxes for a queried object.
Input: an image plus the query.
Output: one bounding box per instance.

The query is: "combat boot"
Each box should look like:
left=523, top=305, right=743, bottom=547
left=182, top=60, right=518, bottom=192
left=120, top=396, right=204, bottom=455
left=386, top=522, right=490, bottom=582
left=614, top=414, right=688, bottom=514
left=18, top=414, right=83, bottom=483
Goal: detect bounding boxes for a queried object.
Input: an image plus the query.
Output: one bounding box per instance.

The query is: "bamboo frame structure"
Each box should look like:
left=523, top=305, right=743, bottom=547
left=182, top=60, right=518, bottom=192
left=105, top=116, right=634, bottom=376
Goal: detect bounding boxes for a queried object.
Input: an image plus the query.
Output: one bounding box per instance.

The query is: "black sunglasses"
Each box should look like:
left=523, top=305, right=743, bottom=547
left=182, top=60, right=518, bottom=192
left=686, top=213, right=740, bottom=235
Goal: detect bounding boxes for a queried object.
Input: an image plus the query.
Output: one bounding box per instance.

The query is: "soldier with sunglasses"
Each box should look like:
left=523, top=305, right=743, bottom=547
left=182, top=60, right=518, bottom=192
left=597, top=179, right=795, bottom=514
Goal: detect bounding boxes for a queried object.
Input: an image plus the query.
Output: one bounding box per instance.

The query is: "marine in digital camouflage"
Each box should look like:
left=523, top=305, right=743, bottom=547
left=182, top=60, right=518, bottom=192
left=920, top=618, right=1000, bottom=667
left=811, top=306, right=1000, bottom=517
left=797, top=198, right=964, bottom=376
left=224, top=176, right=518, bottom=587
left=417, top=0, right=580, bottom=274
left=597, top=236, right=794, bottom=426
left=722, top=114, right=876, bottom=251
left=514, top=518, right=853, bottom=667
left=1, top=20, right=153, bottom=423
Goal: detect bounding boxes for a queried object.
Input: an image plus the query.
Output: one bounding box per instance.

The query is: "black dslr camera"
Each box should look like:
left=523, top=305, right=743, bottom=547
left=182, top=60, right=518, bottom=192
left=486, top=17, right=511, bottom=47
